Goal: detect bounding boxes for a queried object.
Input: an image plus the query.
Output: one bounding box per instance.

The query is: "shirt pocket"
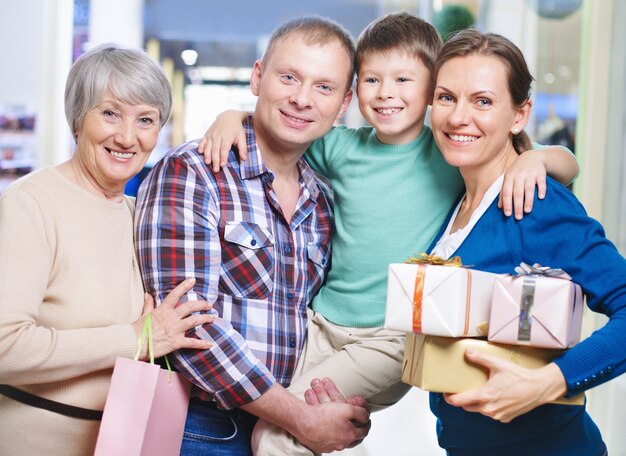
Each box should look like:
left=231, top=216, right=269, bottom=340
left=306, top=242, right=330, bottom=300
left=220, top=221, right=275, bottom=299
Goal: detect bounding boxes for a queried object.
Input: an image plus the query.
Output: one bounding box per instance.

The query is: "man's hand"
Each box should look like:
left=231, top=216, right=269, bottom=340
left=242, top=383, right=370, bottom=454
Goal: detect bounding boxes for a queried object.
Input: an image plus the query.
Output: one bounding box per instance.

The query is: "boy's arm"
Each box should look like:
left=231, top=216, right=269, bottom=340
left=198, top=110, right=250, bottom=172
left=500, top=145, right=578, bottom=219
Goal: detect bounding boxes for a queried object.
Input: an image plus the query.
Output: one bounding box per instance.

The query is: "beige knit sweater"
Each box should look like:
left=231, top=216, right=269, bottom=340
left=0, top=167, right=143, bottom=455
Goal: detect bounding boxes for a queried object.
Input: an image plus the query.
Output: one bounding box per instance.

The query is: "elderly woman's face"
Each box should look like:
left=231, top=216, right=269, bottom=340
left=431, top=54, right=527, bottom=170
left=74, top=90, right=160, bottom=191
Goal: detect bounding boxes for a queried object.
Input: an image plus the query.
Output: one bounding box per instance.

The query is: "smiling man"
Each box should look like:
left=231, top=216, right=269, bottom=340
left=134, top=17, right=369, bottom=455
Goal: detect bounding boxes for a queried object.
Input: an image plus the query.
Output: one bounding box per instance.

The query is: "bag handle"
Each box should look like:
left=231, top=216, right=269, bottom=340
left=133, top=313, right=175, bottom=383
left=134, top=313, right=154, bottom=363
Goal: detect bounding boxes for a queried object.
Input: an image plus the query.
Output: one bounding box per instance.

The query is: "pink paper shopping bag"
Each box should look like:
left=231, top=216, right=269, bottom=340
left=94, top=315, right=192, bottom=456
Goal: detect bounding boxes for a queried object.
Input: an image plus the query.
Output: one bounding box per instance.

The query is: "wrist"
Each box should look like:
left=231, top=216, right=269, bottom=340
left=538, top=362, right=568, bottom=402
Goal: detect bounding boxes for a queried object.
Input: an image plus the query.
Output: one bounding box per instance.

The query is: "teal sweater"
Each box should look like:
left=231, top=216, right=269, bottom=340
left=305, top=125, right=463, bottom=327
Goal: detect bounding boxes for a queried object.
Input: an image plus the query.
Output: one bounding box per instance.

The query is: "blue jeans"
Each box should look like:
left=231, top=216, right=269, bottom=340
left=180, top=398, right=258, bottom=456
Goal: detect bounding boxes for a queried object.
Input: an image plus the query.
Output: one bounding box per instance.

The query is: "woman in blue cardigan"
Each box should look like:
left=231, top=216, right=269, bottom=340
left=427, top=29, right=623, bottom=456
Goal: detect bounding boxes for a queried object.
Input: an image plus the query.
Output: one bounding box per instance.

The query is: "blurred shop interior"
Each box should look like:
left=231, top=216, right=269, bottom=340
left=1, top=0, right=626, bottom=454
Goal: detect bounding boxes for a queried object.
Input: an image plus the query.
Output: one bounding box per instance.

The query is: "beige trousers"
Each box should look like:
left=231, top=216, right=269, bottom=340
left=252, top=308, right=410, bottom=456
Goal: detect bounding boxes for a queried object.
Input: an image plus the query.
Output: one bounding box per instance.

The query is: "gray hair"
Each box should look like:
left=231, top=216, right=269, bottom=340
left=64, top=43, right=172, bottom=138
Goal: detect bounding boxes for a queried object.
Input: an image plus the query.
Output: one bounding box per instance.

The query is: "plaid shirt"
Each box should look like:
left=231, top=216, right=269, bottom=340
left=134, top=117, right=333, bottom=410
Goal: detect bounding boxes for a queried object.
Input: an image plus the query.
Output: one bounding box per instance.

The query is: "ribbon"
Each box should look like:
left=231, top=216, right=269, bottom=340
left=514, top=262, right=571, bottom=280
left=133, top=313, right=175, bottom=383
left=405, top=252, right=463, bottom=267
left=408, top=253, right=472, bottom=335
left=513, top=262, right=572, bottom=342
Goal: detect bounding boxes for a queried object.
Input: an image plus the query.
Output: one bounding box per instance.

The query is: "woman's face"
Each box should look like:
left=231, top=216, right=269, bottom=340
left=74, top=90, right=160, bottom=194
left=431, top=54, right=529, bottom=171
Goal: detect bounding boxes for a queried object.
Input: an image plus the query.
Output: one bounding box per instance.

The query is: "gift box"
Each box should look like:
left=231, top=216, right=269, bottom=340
left=385, top=259, right=497, bottom=337
left=488, top=263, right=584, bottom=349
left=401, top=334, right=584, bottom=405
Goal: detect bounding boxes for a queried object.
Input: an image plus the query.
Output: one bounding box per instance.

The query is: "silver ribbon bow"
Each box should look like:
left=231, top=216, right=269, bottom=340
left=514, top=262, right=571, bottom=280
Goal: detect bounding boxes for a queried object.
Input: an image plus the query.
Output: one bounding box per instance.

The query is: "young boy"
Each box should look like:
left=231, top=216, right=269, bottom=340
left=200, top=13, right=578, bottom=455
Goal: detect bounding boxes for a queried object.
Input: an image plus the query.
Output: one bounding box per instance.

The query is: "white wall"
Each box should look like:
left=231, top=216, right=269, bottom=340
left=0, top=0, right=73, bottom=167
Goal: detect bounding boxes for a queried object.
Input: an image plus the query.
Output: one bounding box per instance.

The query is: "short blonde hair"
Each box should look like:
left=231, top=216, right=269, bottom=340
left=262, top=16, right=356, bottom=92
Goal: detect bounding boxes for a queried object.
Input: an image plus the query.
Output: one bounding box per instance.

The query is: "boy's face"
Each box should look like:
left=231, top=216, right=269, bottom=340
left=356, top=49, right=432, bottom=145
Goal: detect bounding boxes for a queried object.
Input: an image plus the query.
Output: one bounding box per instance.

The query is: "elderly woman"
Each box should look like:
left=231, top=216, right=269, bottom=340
left=0, top=44, right=213, bottom=455
left=427, top=29, right=625, bottom=456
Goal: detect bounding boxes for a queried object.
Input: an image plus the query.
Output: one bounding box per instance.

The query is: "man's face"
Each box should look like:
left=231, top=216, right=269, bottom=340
left=250, top=35, right=353, bottom=155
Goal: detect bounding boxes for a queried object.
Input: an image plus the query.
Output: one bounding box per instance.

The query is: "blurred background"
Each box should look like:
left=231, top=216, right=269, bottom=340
left=1, top=0, right=625, bottom=454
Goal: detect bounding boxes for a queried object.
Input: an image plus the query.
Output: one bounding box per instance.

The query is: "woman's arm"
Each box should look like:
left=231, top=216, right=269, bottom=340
left=0, top=187, right=212, bottom=385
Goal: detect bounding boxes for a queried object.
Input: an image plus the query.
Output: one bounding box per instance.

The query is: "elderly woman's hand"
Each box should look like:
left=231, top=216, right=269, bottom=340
left=443, top=349, right=568, bottom=423
left=132, top=278, right=214, bottom=359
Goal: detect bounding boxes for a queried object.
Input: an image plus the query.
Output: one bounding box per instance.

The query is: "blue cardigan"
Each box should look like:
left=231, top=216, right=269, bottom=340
left=428, top=178, right=625, bottom=455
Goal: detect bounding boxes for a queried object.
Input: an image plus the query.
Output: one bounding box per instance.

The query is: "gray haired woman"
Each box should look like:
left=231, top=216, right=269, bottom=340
left=0, top=44, right=214, bottom=455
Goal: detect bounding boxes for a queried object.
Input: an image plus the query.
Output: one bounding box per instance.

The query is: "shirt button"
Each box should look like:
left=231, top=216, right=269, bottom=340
left=250, top=239, right=257, bottom=246
left=289, top=338, right=296, bottom=348
left=287, top=292, right=294, bottom=300
left=321, top=258, right=327, bottom=265
left=284, top=246, right=292, bottom=254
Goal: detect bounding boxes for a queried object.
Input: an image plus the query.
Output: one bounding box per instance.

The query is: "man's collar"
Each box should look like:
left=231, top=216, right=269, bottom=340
left=239, top=115, right=269, bottom=180
left=241, top=115, right=321, bottom=201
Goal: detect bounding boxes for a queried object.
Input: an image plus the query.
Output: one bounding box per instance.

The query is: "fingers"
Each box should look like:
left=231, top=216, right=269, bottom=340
left=345, top=395, right=368, bottom=409
left=443, top=391, right=478, bottom=409
left=464, top=348, right=501, bottom=371
left=177, top=334, right=214, bottom=351
left=198, top=137, right=207, bottom=155
left=211, top=139, right=223, bottom=173
left=321, top=378, right=346, bottom=403
left=179, top=309, right=215, bottom=330
left=236, top=131, right=248, bottom=161
left=304, top=389, right=320, bottom=406
left=175, top=298, right=213, bottom=318
left=499, top=177, right=513, bottom=217
left=310, top=378, right=332, bottom=404
left=348, top=403, right=371, bottom=425
left=536, top=177, right=547, bottom=200
left=512, top=177, right=526, bottom=220
left=161, top=277, right=196, bottom=308
left=218, top=141, right=231, bottom=170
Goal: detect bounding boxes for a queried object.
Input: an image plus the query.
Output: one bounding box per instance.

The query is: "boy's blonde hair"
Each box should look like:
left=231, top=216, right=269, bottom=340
left=356, top=12, right=443, bottom=91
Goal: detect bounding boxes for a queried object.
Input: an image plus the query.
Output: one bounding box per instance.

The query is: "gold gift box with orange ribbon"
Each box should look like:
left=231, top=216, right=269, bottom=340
left=384, top=254, right=498, bottom=337
left=401, top=334, right=584, bottom=405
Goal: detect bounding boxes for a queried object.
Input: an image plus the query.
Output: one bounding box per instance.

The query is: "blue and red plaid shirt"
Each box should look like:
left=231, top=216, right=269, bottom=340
left=134, top=117, right=333, bottom=410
